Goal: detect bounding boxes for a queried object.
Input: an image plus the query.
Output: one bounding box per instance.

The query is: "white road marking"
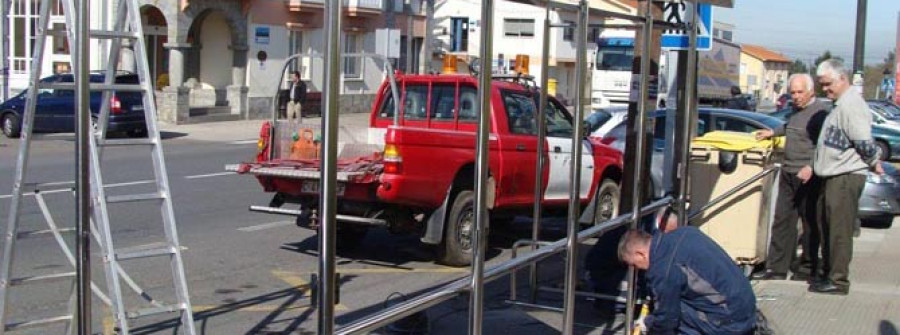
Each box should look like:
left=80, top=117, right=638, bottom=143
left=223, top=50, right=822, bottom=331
left=184, top=172, right=236, bottom=179
left=238, top=221, right=293, bottom=232
left=230, top=139, right=259, bottom=145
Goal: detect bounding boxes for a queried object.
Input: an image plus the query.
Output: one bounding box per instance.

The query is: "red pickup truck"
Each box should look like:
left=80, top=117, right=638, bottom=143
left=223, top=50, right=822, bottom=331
left=232, top=73, right=624, bottom=266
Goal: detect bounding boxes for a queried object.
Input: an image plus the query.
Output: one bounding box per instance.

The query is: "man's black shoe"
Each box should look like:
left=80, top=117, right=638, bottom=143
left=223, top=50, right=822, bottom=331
left=751, top=270, right=787, bottom=280
left=808, top=281, right=849, bottom=295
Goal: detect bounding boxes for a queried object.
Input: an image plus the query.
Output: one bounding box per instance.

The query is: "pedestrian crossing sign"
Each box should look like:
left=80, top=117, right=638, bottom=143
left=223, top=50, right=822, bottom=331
left=661, top=1, right=713, bottom=51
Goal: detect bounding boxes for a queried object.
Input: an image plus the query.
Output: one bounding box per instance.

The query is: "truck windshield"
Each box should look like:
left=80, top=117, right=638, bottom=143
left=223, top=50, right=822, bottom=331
left=596, top=46, right=634, bottom=71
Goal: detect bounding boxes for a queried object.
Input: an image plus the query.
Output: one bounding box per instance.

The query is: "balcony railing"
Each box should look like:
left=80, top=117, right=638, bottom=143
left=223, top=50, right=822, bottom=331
left=344, top=0, right=383, bottom=10
left=286, top=0, right=324, bottom=11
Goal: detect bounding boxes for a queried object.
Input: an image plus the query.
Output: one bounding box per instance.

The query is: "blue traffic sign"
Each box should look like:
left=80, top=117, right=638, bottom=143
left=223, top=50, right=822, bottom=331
left=661, top=2, right=713, bottom=51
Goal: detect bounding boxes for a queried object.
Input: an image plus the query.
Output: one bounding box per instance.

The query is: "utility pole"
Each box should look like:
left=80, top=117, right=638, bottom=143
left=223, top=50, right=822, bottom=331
left=852, top=0, right=867, bottom=94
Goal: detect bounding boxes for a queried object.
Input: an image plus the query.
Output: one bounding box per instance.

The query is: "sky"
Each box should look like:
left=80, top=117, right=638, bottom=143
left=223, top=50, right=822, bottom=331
left=716, top=0, right=898, bottom=67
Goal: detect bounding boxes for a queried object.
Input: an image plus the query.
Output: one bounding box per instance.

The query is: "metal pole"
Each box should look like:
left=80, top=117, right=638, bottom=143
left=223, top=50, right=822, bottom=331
left=423, top=0, right=435, bottom=73
left=75, top=0, right=92, bottom=332
left=623, top=1, right=653, bottom=334
left=677, top=2, right=700, bottom=230
left=853, top=0, right=867, bottom=92
left=317, top=0, right=341, bottom=333
left=0, top=0, right=8, bottom=101
left=468, top=0, right=493, bottom=333
left=561, top=1, right=588, bottom=334
left=528, top=4, right=551, bottom=304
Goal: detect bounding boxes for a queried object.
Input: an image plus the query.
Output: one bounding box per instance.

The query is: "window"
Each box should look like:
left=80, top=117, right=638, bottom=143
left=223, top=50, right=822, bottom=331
left=545, top=100, right=573, bottom=138
left=722, top=30, right=733, bottom=42
left=343, top=33, right=362, bottom=79
left=289, top=30, right=305, bottom=77
left=748, top=75, right=757, bottom=86
left=596, top=47, right=634, bottom=71
left=715, top=117, right=759, bottom=133
left=378, top=88, right=396, bottom=119
left=503, top=18, right=534, bottom=38
left=458, top=86, right=478, bottom=122
left=402, top=84, right=428, bottom=120
left=589, top=27, right=600, bottom=43
left=430, top=84, right=456, bottom=121
left=52, top=23, right=68, bottom=55
left=450, top=17, right=469, bottom=52
left=503, top=91, right=538, bottom=135
left=563, top=20, right=574, bottom=41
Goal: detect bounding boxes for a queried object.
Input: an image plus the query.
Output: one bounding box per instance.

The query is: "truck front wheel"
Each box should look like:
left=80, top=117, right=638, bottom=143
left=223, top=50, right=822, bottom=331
left=438, top=190, right=478, bottom=266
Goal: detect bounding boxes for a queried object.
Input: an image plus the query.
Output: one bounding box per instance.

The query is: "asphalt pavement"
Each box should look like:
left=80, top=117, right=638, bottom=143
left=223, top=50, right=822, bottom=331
left=0, top=113, right=898, bottom=334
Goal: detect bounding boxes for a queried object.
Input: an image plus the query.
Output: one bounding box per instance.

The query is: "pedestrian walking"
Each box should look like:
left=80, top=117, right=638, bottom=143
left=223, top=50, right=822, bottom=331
left=725, top=85, right=751, bottom=111
left=753, top=73, right=828, bottom=282
left=619, top=224, right=757, bottom=335
left=287, top=71, right=307, bottom=120
left=811, top=59, right=884, bottom=295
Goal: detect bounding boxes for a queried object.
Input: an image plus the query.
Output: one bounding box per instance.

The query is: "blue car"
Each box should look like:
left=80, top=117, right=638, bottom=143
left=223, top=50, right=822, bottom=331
left=1, top=72, right=147, bottom=138
left=771, top=107, right=900, bottom=161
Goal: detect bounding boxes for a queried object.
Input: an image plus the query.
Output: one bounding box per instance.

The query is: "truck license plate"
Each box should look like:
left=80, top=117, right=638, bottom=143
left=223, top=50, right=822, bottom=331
left=302, top=180, right=345, bottom=196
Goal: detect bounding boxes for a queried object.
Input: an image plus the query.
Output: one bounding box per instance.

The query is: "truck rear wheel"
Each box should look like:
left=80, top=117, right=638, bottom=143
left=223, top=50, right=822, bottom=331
left=438, top=190, right=478, bottom=266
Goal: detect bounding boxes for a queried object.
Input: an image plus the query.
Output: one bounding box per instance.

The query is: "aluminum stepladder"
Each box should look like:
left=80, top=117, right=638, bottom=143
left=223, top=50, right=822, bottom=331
left=0, top=0, right=196, bottom=333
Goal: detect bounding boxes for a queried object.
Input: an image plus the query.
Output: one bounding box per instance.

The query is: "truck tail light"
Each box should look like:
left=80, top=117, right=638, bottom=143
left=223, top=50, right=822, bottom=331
left=256, top=121, right=272, bottom=162
left=110, top=95, right=122, bottom=114
left=383, top=144, right=402, bottom=174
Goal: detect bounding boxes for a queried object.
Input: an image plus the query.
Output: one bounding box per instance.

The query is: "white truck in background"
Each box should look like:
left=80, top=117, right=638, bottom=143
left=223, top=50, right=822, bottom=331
left=591, top=30, right=741, bottom=110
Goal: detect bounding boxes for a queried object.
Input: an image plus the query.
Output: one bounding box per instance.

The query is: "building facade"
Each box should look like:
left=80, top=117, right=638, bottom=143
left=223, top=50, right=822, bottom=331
left=431, top=0, right=637, bottom=105
left=1, top=0, right=428, bottom=123
left=739, top=44, right=790, bottom=103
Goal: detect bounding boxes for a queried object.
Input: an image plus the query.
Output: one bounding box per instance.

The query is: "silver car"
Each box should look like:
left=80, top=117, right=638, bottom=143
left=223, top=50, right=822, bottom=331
left=592, top=108, right=899, bottom=227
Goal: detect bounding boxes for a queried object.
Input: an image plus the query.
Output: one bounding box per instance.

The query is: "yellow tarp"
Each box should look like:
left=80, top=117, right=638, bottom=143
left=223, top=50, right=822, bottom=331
left=692, top=131, right=784, bottom=151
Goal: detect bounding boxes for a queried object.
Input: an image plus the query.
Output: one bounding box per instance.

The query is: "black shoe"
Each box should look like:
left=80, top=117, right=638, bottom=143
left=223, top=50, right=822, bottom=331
left=808, top=281, right=849, bottom=295
left=751, top=270, right=787, bottom=280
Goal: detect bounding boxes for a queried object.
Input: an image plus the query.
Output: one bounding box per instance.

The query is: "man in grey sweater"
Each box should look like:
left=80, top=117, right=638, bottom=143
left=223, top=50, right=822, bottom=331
left=754, top=73, right=828, bottom=282
left=811, top=59, right=884, bottom=295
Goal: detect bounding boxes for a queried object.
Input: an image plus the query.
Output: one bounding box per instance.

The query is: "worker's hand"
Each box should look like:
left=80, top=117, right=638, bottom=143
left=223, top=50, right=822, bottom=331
left=797, top=166, right=813, bottom=184
left=633, top=318, right=647, bottom=334
left=874, top=161, right=885, bottom=176
left=755, top=129, right=774, bottom=141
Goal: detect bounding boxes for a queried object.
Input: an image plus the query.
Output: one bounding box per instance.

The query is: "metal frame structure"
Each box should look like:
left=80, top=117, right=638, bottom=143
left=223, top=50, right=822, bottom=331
left=0, top=0, right=195, bottom=333
left=301, top=0, right=733, bottom=334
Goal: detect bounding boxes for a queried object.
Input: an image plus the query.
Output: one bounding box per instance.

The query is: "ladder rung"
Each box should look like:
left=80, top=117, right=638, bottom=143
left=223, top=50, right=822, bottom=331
left=90, top=30, right=140, bottom=40
left=98, top=138, right=156, bottom=147
left=106, top=192, right=165, bottom=204
left=9, top=272, right=76, bottom=286
left=125, top=304, right=186, bottom=319
left=38, top=82, right=146, bottom=92
left=5, top=315, right=72, bottom=331
left=17, top=228, right=76, bottom=239
left=116, top=246, right=176, bottom=261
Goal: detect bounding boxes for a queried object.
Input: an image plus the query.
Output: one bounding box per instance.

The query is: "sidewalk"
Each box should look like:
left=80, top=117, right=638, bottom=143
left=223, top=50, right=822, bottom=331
left=157, top=113, right=372, bottom=143
left=419, top=218, right=900, bottom=334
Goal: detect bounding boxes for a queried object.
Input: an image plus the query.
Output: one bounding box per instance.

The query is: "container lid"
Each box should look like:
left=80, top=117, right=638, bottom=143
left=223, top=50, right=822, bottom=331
left=692, top=131, right=782, bottom=151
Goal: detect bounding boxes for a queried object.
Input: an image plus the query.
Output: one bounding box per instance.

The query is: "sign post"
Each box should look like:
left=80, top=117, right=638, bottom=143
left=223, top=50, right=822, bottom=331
left=661, top=1, right=713, bottom=51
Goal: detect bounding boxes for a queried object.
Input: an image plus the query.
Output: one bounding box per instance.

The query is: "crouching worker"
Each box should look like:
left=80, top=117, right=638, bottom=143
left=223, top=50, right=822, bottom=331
left=619, top=223, right=757, bottom=334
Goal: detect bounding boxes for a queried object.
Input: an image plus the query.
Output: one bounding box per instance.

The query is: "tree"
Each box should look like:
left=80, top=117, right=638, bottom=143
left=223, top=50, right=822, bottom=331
left=789, top=59, right=808, bottom=75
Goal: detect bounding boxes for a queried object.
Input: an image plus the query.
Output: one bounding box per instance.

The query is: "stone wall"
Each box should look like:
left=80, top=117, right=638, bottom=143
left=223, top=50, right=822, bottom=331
left=247, top=94, right=375, bottom=120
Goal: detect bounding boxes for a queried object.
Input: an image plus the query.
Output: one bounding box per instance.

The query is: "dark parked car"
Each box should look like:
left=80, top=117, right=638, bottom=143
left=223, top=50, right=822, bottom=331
left=1, top=72, right=146, bottom=138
